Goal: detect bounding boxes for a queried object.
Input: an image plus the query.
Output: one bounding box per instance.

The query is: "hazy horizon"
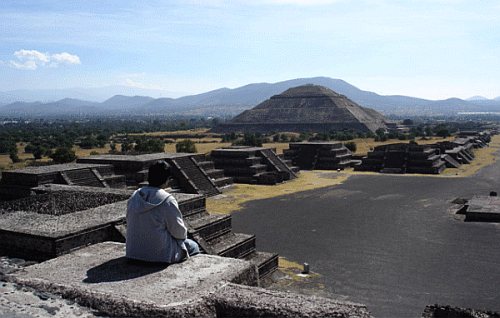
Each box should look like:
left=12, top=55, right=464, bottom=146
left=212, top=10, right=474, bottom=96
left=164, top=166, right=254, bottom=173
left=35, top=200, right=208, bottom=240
left=1, top=1, right=500, bottom=100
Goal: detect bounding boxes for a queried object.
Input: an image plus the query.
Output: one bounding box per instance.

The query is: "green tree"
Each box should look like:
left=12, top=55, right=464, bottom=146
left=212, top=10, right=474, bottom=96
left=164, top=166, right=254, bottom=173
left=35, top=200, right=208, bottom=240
left=176, top=139, right=197, bottom=153
left=9, top=148, right=20, bottom=163
left=134, top=138, right=165, bottom=153
left=436, top=128, right=450, bottom=138
left=0, top=139, right=16, bottom=154
left=32, top=145, right=47, bottom=160
left=80, top=135, right=99, bottom=149
left=121, top=141, right=132, bottom=153
left=50, top=147, right=77, bottom=164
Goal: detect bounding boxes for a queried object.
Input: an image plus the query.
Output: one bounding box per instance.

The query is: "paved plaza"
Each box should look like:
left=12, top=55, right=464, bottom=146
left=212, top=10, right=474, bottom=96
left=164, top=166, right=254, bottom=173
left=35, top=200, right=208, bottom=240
left=233, top=156, right=500, bottom=317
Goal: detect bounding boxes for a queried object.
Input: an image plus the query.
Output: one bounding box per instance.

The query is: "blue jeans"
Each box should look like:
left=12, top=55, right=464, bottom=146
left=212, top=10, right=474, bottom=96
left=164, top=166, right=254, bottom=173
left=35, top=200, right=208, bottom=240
left=183, top=238, right=200, bottom=256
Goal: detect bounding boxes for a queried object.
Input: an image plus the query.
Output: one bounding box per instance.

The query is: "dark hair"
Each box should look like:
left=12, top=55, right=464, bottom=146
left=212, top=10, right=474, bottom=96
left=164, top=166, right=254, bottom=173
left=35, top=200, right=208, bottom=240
left=148, top=160, right=171, bottom=187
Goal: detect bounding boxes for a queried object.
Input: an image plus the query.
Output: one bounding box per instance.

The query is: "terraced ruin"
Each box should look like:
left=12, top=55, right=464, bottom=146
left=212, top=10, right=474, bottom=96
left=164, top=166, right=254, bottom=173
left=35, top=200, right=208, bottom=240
left=211, top=147, right=298, bottom=184
left=284, top=142, right=356, bottom=170
left=214, top=84, right=388, bottom=133
left=354, top=131, right=492, bottom=174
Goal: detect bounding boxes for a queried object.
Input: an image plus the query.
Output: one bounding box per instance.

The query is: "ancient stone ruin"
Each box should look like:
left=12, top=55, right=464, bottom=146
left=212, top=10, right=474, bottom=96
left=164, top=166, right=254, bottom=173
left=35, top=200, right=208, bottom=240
left=431, top=140, right=474, bottom=165
left=355, top=142, right=446, bottom=174
left=0, top=153, right=232, bottom=200
left=77, top=153, right=233, bottom=196
left=355, top=131, right=493, bottom=175
left=0, top=163, right=125, bottom=200
left=283, top=142, right=356, bottom=170
left=214, top=84, right=388, bottom=133
left=0, top=184, right=277, bottom=281
left=210, top=147, right=298, bottom=184
left=455, top=195, right=500, bottom=222
left=0, top=150, right=376, bottom=317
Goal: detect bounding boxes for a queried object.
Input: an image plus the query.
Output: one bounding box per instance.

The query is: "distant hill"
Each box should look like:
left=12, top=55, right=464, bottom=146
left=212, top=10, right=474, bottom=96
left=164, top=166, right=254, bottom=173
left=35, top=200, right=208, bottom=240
left=1, top=77, right=500, bottom=117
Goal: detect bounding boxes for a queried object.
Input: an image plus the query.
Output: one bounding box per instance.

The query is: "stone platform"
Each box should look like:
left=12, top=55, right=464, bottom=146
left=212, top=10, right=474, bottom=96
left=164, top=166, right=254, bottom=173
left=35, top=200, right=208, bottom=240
left=464, top=195, right=500, bottom=222
left=0, top=184, right=278, bottom=278
left=0, top=163, right=124, bottom=200
left=211, top=147, right=297, bottom=185
left=9, top=242, right=256, bottom=317
left=0, top=185, right=204, bottom=260
left=284, top=142, right=355, bottom=170
left=8, top=242, right=372, bottom=318
left=78, top=153, right=226, bottom=196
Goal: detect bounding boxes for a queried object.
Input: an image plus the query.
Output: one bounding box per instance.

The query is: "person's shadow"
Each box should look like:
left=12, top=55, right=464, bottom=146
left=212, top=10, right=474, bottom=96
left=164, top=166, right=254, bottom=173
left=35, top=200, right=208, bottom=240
left=83, top=257, right=169, bottom=283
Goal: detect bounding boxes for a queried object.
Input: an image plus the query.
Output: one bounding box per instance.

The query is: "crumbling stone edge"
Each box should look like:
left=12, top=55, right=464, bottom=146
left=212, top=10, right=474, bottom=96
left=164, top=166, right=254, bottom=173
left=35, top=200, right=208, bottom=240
left=7, top=275, right=373, bottom=318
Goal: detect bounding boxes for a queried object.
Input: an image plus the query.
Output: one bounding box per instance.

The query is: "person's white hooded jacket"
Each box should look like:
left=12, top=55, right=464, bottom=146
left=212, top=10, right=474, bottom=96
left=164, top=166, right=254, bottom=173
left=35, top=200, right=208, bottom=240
left=126, top=186, right=188, bottom=263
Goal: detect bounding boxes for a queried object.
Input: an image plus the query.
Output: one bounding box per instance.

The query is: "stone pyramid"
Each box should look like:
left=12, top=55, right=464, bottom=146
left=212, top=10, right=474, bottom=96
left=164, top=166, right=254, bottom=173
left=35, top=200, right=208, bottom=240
left=216, top=84, right=387, bottom=133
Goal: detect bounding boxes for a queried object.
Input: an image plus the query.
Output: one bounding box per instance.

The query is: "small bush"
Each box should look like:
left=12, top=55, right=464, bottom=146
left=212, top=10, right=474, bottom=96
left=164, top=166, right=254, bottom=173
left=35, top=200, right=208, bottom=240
left=176, top=139, right=197, bottom=153
left=50, top=147, right=77, bottom=164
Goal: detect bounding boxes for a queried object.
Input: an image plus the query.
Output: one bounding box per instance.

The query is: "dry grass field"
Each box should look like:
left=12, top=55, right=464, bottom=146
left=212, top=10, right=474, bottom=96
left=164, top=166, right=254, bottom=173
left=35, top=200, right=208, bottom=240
left=206, top=170, right=349, bottom=214
left=128, top=128, right=212, bottom=137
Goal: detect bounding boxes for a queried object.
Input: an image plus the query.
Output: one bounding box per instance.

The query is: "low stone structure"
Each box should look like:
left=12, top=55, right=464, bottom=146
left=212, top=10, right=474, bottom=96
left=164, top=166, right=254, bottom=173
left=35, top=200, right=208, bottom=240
left=210, top=147, right=297, bottom=185
left=8, top=242, right=373, bottom=318
left=0, top=163, right=125, bottom=200
left=283, top=142, right=355, bottom=170
left=77, top=153, right=232, bottom=197
left=431, top=141, right=474, bottom=165
left=459, top=130, right=492, bottom=147
left=459, top=195, right=500, bottom=222
left=355, top=142, right=446, bottom=174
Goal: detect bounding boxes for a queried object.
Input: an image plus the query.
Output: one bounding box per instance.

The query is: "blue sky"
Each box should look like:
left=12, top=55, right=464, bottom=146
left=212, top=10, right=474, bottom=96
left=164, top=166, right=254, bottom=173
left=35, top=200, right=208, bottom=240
left=1, top=0, right=499, bottom=99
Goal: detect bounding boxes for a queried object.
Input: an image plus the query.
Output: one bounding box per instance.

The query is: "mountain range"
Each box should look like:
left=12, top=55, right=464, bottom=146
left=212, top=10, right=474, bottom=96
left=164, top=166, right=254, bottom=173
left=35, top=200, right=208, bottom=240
left=1, top=77, right=500, bottom=118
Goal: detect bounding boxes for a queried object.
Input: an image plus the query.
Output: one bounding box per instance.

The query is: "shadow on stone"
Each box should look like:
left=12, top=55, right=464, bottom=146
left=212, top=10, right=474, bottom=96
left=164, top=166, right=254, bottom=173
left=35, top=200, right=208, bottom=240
left=83, top=257, right=169, bottom=283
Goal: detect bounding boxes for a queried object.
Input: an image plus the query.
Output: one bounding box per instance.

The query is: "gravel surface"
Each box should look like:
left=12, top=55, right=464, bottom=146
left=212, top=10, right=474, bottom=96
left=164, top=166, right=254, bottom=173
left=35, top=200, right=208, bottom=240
left=0, top=191, right=129, bottom=215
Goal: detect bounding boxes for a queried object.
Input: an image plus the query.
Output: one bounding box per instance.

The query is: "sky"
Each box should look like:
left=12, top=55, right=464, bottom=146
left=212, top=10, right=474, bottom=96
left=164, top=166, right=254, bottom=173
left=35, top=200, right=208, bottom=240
left=1, top=0, right=499, bottom=100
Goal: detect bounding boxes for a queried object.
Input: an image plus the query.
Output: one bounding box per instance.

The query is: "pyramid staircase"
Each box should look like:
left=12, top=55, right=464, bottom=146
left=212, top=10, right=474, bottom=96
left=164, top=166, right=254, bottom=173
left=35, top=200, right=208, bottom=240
left=284, top=142, right=354, bottom=170
left=191, top=155, right=234, bottom=189
left=211, top=147, right=297, bottom=185
left=125, top=194, right=279, bottom=279
left=169, top=156, right=221, bottom=197
left=60, top=168, right=108, bottom=188
left=257, top=148, right=297, bottom=180
left=441, top=154, right=461, bottom=168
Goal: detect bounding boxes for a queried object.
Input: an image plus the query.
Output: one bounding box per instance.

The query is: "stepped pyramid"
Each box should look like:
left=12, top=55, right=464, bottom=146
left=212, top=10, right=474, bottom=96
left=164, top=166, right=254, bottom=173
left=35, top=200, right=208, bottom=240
left=215, top=84, right=387, bottom=133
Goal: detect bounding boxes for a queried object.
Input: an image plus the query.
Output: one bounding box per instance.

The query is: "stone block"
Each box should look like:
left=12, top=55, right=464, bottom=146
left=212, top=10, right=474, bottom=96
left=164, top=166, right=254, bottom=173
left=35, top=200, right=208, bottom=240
left=10, top=242, right=258, bottom=318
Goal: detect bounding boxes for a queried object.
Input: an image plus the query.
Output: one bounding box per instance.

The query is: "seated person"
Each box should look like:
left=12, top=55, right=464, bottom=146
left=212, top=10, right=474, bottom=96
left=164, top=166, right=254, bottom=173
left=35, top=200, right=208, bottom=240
left=126, top=160, right=200, bottom=263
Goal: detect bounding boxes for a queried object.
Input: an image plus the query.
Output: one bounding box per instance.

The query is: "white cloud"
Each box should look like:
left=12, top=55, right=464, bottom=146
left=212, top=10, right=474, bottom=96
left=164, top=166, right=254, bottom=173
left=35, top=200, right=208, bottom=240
left=51, top=52, right=81, bottom=65
left=8, top=49, right=80, bottom=70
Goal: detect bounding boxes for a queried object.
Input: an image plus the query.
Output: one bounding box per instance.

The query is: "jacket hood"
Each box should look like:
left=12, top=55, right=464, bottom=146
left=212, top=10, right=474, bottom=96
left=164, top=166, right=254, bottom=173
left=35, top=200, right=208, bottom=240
left=128, top=186, right=171, bottom=213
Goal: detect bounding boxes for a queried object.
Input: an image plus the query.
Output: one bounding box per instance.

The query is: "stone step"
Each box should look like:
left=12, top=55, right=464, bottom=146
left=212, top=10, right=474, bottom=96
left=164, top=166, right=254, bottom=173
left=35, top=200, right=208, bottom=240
left=254, top=172, right=280, bottom=185
left=214, top=176, right=233, bottom=188
left=187, top=214, right=232, bottom=241
left=244, top=251, right=279, bottom=279
left=290, top=166, right=300, bottom=174
left=169, top=157, right=220, bottom=196
left=204, top=169, right=225, bottom=180
left=208, top=233, right=256, bottom=259
left=177, top=195, right=207, bottom=218
left=195, top=160, right=215, bottom=170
